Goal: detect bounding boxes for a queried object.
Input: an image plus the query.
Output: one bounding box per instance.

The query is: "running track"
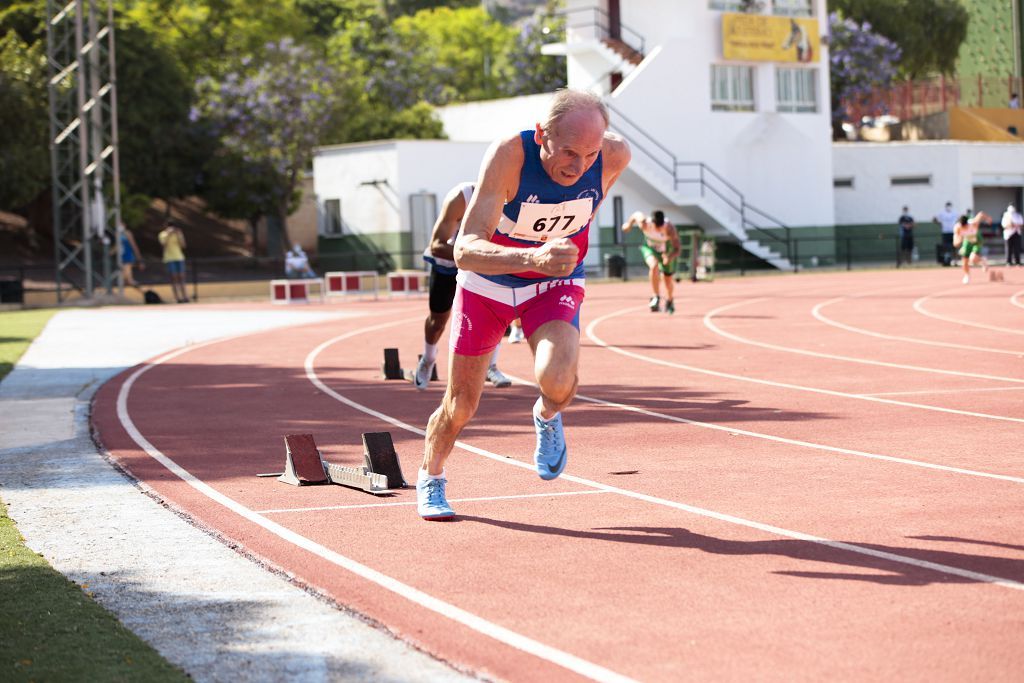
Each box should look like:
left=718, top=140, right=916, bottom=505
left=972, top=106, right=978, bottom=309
left=92, top=268, right=1024, bottom=681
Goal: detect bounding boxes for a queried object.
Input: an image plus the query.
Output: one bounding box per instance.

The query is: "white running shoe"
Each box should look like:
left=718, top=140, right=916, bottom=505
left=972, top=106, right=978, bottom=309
left=486, top=365, right=512, bottom=388
left=414, top=357, right=434, bottom=390
left=508, top=325, right=525, bottom=344
left=962, top=274, right=970, bottom=285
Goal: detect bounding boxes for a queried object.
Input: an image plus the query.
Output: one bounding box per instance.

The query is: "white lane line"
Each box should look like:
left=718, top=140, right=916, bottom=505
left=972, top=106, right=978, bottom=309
left=257, top=489, right=611, bottom=514
left=119, top=317, right=636, bottom=683
left=305, top=327, right=1024, bottom=592
left=863, top=386, right=1024, bottom=397
left=495, top=375, right=1024, bottom=485
left=812, top=296, right=1024, bottom=356
left=588, top=307, right=1024, bottom=424
left=705, top=298, right=1024, bottom=384
left=914, top=293, right=1024, bottom=336
left=1011, top=289, right=1024, bottom=310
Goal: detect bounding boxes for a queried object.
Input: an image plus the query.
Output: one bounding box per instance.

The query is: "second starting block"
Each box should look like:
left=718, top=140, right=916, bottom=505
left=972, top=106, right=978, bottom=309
left=266, top=432, right=407, bottom=495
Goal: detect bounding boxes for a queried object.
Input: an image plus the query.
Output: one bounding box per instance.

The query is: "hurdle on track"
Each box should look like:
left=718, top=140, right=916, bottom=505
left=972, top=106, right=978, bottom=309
left=270, top=278, right=325, bottom=304
left=325, top=271, right=380, bottom=300
left=387, top=271, right=427, bottom=297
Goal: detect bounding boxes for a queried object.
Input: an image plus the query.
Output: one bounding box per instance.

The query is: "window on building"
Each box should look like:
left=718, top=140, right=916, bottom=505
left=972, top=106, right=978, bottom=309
left=773, top=0, right=813, bottom=17
left=776, top=68, right=817, bottom=112
left=711, top=65, right=755, bottom=112
left=890, top=176, right=931, bottom=186
left=323, top=198, right=343, bottom=236
left=709, top=0, right=748, bottom=10
left=833, top=178, right=854, bottom=188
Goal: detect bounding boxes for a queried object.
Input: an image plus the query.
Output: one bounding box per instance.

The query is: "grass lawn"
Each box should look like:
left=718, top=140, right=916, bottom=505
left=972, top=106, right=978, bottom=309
left=0, top=308, right=188, bottom=681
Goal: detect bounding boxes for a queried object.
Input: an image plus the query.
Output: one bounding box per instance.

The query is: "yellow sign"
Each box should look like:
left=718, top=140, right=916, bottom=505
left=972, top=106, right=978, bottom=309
left=722, top=13, right=820, bottom=63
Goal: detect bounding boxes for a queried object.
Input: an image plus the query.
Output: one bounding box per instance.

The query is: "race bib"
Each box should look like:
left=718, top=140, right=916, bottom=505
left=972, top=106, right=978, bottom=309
left=507, top=198, right=593, bottom=243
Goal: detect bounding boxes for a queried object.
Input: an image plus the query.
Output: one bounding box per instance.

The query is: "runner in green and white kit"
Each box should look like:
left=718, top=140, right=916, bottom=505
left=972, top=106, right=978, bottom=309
left=622, top=210, right=681, bottom=313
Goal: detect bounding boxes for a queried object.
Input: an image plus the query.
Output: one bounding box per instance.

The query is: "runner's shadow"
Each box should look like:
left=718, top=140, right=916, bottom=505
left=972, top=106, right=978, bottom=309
left=459, top=517, right=1024, bottom=587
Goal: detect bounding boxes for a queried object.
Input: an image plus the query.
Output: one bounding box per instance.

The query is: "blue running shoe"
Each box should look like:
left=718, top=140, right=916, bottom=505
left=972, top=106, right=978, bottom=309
left=417, top=477, right=455, bottom=520
left=533, top=412, right=567, bottom=480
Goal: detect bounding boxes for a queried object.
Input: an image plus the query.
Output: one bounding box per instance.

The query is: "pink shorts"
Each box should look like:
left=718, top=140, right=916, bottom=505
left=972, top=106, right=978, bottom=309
left=449, top=274, right=585, bottom=356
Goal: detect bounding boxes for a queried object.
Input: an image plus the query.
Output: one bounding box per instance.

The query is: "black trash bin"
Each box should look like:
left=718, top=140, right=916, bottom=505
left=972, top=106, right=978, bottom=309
left=604, top=253, right=625, bottom=279
left=0, top=277, right=24, bottom=304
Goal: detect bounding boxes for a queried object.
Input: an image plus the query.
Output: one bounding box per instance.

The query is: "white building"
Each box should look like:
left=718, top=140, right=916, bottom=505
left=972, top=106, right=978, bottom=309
left=312, top=0, right=1022, bottom=272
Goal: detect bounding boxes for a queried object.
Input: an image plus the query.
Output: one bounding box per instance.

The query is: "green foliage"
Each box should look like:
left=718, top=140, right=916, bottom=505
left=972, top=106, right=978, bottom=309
left=829, top=0, right=969, bottom=78
left=115, top=20, right=209, bottom=200
left=0, top=31, right=48, bottom=211
left=381, top=0, right=477, bottom=21
left=118, top=0, right=313, bottom=79
left=193, top=38, right=338, bottom=235
left=1, top=496, right=189, bottom=681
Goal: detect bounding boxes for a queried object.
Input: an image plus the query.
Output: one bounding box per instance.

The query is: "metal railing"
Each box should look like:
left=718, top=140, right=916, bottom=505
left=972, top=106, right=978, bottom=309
left=559, top=5, right=645, bottom=58
left=605, top=102, right=792, bottom=258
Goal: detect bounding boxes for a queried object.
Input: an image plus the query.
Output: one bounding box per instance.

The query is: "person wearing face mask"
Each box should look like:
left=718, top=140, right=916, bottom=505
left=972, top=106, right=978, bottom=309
left=932, top=201, right=959, bottom=266
left=415, top=89, right=631, bottom=520
left=1001, top=204, right=1022, bottom=266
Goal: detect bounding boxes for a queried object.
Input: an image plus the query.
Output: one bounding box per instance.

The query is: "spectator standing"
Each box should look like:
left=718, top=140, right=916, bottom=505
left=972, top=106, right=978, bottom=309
left=897, top=206, right=915, bottom=267
left=1009, top=92, right=1020, bottom=109
left=1002, top=204, right=1023, bottom=266
left=932, top=201, right=959, bottom=266
left=158, top=221, right=189, bottom=303
left=117, top=225, right=145, bottom=294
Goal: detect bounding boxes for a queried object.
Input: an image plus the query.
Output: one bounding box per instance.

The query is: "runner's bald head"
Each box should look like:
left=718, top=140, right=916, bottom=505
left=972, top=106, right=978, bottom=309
left=542, top=89, right=609, bottom=137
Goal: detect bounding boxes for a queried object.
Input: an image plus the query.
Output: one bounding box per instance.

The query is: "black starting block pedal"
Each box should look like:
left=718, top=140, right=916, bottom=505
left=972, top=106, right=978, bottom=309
left=382, top=347, right=403, bottom=380
left=362, top=431, right=408, bottom=488
left=259, top=432, right=405, bottom=495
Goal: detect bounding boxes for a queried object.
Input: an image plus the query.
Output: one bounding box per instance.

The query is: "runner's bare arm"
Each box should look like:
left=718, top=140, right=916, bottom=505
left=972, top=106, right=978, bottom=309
left=455, top=136, right=578, bottom=277
left=621, top=210, right=645, bottom=233
left=601, top=133, right=630, bottom=196
left=429, top=185, right=468, bottom=262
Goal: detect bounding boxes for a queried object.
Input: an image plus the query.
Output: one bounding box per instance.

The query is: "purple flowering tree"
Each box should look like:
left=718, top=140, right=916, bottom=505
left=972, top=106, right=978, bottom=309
left=192, top=38, right=337, bottom=255
left=828, top=12, right=901, bottom=139
left=503, top=2, right=566, bottom=97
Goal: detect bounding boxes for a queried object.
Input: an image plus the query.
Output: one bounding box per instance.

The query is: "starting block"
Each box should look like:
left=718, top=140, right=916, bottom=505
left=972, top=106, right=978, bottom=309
left=382, top=348, right=404, bottom=380
left=276, top=433, right=329, bottom=486
left=263, top=432, right=407, bottom=494
left=401, top=354, right=440, bottom=383
left=384, top=348, right=439, bottom=382
left=989, top=269, right=1004, bottom=282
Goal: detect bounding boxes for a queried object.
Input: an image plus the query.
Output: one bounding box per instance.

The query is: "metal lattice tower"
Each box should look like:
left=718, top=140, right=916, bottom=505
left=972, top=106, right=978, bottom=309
left=46, top=0, right=122, bottom=303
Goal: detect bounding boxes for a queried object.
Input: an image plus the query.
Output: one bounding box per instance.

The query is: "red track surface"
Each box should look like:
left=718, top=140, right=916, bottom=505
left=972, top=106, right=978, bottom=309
left=93, top=269, right=1024, bottom=681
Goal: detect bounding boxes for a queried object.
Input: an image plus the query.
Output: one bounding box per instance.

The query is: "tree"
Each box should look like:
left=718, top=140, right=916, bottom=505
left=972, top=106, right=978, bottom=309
left=119, top=0, right=313, bottom=79
left=192, top=38, right=338, bottom=254
left=0, top=31, right=48, bottom=211
left=828, top=12, right=901, bottom=138
left=115, top=20, right=209, bottom=202
left=503, top=1, right=566, bottom=96
left=829, top=0, right=968, bottom=78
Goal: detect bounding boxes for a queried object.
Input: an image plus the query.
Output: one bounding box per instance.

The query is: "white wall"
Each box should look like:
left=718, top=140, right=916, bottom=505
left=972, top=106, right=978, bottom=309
left=439, top=94, right=555, bottom=142
left=313, top=142, right=401, bottom=239
left=832, top=141, right=1024, bottom=225
left=606, top=0, right=834, bottom=228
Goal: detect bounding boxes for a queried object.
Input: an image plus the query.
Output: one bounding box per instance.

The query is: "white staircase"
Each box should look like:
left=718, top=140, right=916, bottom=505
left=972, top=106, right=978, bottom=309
left=611, top=118, right=795, bottom=271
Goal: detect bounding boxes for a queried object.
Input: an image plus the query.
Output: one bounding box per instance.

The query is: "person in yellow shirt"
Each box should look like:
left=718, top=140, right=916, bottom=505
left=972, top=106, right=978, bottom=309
left=158, top=220, right=188, bottom=303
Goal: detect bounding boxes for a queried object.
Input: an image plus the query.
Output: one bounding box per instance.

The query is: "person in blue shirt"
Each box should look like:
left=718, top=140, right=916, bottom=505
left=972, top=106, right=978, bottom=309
left=118, top=225, right=145, bottom=294
left=416, top=90, right=631, bottom=520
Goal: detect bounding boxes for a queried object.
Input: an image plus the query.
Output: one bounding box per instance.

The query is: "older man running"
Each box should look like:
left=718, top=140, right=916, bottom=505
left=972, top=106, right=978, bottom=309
left=416, top=90, right=631, bottom=520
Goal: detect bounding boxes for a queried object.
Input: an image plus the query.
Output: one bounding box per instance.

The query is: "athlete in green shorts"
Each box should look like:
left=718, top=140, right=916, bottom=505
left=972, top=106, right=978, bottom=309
left=622, top=210, right=681, bottom=313
left=955, top=211, right=991, bottom=284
